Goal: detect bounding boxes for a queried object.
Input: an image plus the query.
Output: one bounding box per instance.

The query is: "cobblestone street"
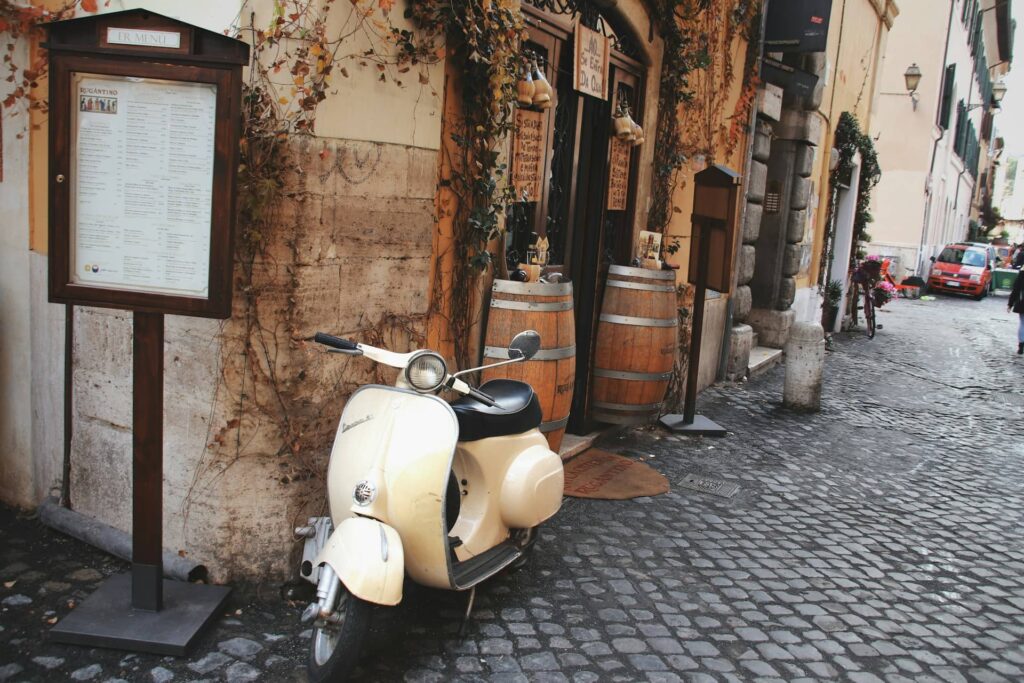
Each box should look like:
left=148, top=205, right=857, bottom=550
left=2, top=291, right=1024, bottom=683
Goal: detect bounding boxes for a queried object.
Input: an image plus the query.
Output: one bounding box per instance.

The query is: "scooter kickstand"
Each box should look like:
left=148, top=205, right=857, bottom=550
left=458, top=586, right=477, bottom=637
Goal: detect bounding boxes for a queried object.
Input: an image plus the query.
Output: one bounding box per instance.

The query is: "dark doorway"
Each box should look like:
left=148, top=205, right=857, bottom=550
left=509, top=2, right=648, bottom=434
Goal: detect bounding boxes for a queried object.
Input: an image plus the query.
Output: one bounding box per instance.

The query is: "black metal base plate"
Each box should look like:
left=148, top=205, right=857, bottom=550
left=49, top=572, right=230, bottom=656
left=659, top=414, right=728, bottom=436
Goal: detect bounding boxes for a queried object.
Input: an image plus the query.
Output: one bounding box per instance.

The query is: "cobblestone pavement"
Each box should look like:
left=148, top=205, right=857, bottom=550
left=3, top=291, right=1024, bottom=682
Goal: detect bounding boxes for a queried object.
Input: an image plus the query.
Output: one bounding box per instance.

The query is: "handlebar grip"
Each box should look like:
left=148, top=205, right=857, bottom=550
left=314, top=332, right=358, bottom=351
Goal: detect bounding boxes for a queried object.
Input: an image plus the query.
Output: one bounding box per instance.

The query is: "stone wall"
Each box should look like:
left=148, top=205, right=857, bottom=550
left=68, top=137, right=440, bottom=581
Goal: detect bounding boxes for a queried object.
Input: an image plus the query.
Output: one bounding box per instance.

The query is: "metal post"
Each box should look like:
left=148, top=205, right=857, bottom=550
left=683, top=221, right=711, bottom=424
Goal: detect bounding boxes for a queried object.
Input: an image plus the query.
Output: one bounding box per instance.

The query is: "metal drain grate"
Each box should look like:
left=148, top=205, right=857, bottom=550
left=679, top=474, right=740, bottom=498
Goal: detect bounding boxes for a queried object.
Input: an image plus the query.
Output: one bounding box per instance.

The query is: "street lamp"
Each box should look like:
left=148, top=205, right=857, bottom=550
left=882, top=64, right=923, bottom=110
left=904, top=63, right=922, bottom=110
left=966, top=80, right=1008, bottom=111
left=904, top=63, right=922, bottom=94
left=992, top=80, right=1008, bottom=105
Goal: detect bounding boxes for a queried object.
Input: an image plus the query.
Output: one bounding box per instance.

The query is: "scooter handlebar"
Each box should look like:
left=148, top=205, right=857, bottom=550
left=314, top=332, right=359, bottom=351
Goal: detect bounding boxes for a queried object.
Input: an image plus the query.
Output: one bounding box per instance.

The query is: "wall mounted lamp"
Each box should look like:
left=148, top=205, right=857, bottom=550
left=904, top=63, right=922, bottom=110
left=881, top=63, right=922, bottom=110
left=966, top=80, right=1008, bottom=111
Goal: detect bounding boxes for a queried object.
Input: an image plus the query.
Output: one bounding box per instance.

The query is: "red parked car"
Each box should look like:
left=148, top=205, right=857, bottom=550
left=927, top=243, right=992, bottom=300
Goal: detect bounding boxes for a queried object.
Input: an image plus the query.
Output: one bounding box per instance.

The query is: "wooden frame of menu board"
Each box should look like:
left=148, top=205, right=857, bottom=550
left=44, top=9, right=248, bottom=658
left=47, top=17, right=244, bottom=319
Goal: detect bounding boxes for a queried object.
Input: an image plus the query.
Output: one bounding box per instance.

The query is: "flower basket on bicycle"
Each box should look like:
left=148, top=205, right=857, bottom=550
left=872, top=281, right=897, bottom=308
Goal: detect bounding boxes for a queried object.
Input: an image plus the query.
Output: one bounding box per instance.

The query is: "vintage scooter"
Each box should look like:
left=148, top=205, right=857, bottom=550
left=294, top=329, right=564, bottom=682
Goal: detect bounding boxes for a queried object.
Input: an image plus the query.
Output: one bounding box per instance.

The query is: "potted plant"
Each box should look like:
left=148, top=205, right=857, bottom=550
left=822, top=279, right=843, bottom=330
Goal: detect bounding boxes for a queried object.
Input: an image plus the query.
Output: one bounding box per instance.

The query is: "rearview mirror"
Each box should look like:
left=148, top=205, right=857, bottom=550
left=508, top=330, right=541, bottom=360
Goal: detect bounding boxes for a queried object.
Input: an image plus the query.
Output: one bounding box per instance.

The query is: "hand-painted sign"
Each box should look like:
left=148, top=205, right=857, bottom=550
left=512, top=108, right=545, bottom=202
left=607, top=137, right=631, bottom=210
left=573, top=23, right=609, bottom=100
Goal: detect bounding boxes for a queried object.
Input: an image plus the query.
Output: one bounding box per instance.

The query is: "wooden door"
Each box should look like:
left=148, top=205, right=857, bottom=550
left=512, top=3, right=647, bottom=434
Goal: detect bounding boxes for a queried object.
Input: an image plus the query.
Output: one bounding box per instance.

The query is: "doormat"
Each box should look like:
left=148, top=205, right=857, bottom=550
left=678, top=473, right=739, bottom=499
left=563, top=449, right=669, bottom=500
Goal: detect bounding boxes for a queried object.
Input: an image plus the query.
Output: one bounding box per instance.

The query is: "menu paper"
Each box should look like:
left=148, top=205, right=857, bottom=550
left=71, top=74, right=216, bottom=298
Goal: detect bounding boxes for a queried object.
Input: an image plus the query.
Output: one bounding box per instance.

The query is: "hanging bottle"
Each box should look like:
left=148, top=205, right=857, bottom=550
left=631, top=117, right=645, bottom=147
left=516, top=60, right=536, bottom=107
left=613, top=101, right=635, bottom=141
left=531, top=58, right=553, bottom=110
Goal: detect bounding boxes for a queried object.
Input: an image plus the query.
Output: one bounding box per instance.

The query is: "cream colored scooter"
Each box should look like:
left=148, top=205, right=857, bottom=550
left=295, top=330, right=564, bottom=682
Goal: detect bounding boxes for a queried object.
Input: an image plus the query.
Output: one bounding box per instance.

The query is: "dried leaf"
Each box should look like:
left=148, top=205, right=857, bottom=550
left=80, top=0, right=98, bottom=12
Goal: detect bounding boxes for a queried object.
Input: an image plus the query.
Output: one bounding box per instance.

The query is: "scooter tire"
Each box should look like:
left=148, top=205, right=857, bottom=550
left=306, top=586, right=372, bottom=683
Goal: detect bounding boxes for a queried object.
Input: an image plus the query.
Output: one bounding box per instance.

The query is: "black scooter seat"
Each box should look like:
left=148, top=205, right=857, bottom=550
left=451, top=379, right=542, bottom=442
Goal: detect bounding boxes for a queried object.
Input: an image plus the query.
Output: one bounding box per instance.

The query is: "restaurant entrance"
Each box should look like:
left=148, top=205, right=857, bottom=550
left=508, top=0, right=651, bottom=435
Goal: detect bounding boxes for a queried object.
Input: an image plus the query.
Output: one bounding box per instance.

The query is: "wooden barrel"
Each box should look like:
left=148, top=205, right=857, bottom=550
left=591, top=265, right=677, bottom=425
left=481, top=280, right=576, bottom=451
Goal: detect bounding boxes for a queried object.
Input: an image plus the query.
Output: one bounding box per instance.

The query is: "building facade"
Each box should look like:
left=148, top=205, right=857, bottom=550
left=0, top=0, right=764, bottom=580
left=868, top=0, right=1013, bottom=281
left=726, top=0, right=898, bottom=366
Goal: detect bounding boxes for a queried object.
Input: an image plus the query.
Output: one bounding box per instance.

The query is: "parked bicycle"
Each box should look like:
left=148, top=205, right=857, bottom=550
left=851, top=259, right=883, bottom=339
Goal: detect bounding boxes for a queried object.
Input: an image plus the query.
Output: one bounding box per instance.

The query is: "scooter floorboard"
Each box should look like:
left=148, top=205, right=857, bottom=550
left=451, top=541, right=520, bottom=589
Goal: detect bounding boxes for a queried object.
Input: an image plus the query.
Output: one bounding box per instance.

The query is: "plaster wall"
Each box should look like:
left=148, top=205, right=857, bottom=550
left=14, top=0, right=447, bottom=581
left=869, top=0, right=950, bottom=264
left=924, top=2, right=985, bottom=258
left=805, top=0, right=896, bottom=289
left=0, top=36, right=35, bottom=508
left=661, top=23, right=753, bottom=389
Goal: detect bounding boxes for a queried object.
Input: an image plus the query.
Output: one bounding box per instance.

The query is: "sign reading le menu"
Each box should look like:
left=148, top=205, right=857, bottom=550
left=107, top=27, right=182, bottom=49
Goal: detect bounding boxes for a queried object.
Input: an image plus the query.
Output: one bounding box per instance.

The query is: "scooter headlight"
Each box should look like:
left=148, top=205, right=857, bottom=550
left=406, top=352, right=447, bottom=392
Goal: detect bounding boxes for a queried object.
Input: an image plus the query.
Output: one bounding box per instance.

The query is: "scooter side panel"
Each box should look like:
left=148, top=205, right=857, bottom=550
left=326, top=385, right=458, bottom=590
left=500, top=443, right=564, bottom=528
left=451, top=430, right=551, bottom=558
left=315, top=517, right=404, bottom=605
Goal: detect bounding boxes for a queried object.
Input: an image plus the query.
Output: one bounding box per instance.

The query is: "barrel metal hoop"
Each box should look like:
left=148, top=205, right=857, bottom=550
left=591, top=411, right=657, bottom=425
left=607, top=265, right=676, bottom=281
left=484, top=345, right=576, bottom=360
left=599, top=313, right=677, bottom=328
left=539, top=416, right=569, bottom=432
left=592, top=400, right=664, bottom=412
left=607, top=280, right=676, bottom=293
left=491, top=280, right=573, bottom=296
left=492, top=299, right=574, bottom=312
left=594, top=368, right=673, bottom=381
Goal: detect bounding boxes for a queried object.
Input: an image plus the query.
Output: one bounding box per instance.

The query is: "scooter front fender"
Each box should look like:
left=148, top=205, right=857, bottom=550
left=315, top=517, right=404, bottom=606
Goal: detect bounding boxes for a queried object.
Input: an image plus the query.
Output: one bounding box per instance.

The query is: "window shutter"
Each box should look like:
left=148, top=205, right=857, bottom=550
left=939, top=65, right=956, bottom=130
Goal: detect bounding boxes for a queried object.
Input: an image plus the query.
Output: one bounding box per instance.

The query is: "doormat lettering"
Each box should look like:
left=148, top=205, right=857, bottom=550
left=563, top=449, right=669, bottom=500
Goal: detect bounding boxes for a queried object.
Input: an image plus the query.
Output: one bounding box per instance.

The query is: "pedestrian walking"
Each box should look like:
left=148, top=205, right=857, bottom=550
left=1013, top=243, right=1024, bottom=269
left=1010, top=268, right=1024, bottom=354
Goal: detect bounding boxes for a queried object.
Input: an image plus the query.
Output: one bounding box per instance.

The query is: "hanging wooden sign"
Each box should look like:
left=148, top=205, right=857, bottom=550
left=511, top=108, right=545, bottom=202
left=606, top=137, right=631, bottom=210
left=573, top=23, right=609, bottom=100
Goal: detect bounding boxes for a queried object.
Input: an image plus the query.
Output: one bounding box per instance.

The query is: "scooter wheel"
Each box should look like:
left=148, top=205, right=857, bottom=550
left=307, top=585, right=372, bottom=683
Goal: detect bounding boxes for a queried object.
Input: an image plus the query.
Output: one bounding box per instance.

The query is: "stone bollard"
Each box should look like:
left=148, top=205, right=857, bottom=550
left=783, top=322, right=825, bottom=412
